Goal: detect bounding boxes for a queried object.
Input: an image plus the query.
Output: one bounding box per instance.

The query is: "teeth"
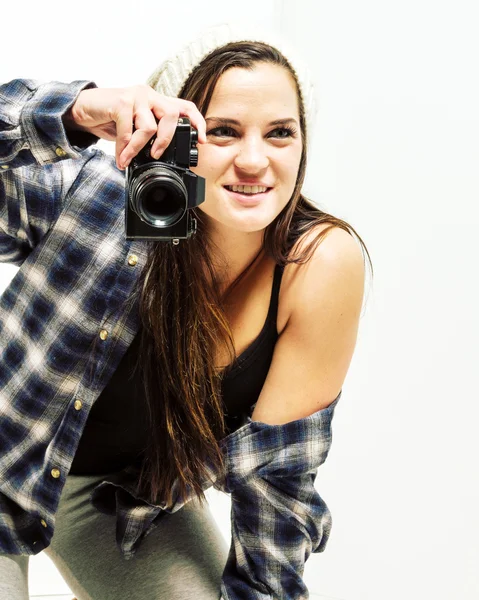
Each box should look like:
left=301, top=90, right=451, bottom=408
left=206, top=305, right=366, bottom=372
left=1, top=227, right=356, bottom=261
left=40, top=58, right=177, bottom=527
left=226, top=185, right=268, bottom=194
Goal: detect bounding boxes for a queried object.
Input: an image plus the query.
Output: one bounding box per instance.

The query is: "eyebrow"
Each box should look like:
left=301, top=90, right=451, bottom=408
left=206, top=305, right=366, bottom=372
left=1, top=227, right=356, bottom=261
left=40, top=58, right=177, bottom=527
left=205, top=117, right=298, bottom=127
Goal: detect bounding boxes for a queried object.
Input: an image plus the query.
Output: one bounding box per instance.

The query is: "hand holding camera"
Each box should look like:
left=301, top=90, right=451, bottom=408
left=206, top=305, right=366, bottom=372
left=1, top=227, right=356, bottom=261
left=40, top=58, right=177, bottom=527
left=64, top=85, right=207, bottom=242
left=63, top=84, right=207, bottom=170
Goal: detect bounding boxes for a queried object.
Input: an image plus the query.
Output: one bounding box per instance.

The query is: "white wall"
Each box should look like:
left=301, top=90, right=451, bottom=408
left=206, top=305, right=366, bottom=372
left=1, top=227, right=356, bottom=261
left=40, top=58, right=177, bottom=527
left=2, top=1, right=478, bottom=599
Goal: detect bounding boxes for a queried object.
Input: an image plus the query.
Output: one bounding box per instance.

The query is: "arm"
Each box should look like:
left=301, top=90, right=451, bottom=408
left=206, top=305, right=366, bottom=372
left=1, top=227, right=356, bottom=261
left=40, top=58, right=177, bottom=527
left=219, top=393, right=341, bottom=600
left=0, top=80, right=207, bottom=265
left=0, top=79, right=98, bottom=169
left=0, top=79, right=99, bottom=265
left=219, top=227, right=365, bottom=599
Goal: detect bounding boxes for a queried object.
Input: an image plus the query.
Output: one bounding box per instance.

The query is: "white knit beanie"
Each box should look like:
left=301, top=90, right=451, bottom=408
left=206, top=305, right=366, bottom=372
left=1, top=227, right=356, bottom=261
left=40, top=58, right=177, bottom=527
left=147, top=21, right=318, bottom=144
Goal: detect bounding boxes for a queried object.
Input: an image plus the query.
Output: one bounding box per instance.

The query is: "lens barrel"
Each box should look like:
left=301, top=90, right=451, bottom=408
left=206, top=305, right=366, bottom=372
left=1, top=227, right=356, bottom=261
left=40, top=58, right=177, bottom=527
left=128, top=167, right=187, bottom=227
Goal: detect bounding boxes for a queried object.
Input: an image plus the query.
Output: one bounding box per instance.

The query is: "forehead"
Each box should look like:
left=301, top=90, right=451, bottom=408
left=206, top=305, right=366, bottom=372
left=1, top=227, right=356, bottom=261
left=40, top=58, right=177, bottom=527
left=206, top=63, right=300, bottom=121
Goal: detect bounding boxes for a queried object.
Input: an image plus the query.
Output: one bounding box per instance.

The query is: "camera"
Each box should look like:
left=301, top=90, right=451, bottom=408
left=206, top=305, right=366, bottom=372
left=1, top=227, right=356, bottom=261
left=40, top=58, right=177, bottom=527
left=125, top=117, right=205, bottom=243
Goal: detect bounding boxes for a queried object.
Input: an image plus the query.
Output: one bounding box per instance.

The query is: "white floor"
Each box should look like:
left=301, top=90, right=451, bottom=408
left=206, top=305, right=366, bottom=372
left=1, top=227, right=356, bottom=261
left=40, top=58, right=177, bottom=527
left=29, top=552, right=73, bottom=599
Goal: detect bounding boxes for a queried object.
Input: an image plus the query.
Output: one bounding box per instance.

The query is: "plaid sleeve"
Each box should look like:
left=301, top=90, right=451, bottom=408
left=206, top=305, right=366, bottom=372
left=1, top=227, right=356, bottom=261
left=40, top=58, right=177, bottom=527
left=0, top=78, right=98, bottom=167
left=0, top=79, right=98, bottom=265
left=219, top=391, right=342, bottom=600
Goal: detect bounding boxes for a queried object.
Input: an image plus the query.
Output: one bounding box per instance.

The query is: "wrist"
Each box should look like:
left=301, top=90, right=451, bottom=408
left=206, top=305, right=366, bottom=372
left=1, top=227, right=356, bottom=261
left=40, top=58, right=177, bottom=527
left=62, top=101, right=87, bottom=133
left=61, top=102, right=98, bottom=150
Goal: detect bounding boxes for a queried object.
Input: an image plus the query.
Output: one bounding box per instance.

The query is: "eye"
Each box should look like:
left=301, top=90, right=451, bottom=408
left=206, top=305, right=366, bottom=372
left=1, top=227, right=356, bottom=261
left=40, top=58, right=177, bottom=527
left=268, top=126, right=298, bottom=139
left=206, top=126, right=236, bottom=137
left=206, top=125, right=299, bottom=139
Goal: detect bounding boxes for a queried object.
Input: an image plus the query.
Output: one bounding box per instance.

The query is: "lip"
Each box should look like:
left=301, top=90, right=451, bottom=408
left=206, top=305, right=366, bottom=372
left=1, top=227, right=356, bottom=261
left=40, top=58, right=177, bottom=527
left=225, top=182, right=273, bottom=188
left=223, top=186, right=272, bottom=206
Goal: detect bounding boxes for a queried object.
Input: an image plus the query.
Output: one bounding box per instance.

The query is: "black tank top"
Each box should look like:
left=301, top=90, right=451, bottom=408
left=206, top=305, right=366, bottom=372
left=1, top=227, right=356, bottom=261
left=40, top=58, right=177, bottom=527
left=70, top=264, right=284, bottom=475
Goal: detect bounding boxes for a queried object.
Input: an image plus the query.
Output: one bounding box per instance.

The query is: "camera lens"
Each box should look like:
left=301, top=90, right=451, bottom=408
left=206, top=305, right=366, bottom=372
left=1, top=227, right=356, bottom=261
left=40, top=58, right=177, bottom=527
left=129, top=167, right=187, bottom=227
left=141, top=182, right=184, bottom=225
left=143, top=187, right=170, bottom=217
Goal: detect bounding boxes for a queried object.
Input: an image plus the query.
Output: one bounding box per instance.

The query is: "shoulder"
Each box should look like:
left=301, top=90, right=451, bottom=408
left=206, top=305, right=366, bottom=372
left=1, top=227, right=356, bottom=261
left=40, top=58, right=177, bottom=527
left=281, top=223, right=365, bottom=328
left=290, top=222, right=363, bottom=266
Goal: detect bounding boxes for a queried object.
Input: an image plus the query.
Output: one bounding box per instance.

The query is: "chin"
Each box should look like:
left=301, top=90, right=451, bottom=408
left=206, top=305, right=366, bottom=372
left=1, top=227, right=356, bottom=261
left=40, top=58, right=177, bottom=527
left=199, top=206, right=273, bottom=231
left=220, top=212, right=277, bottom=234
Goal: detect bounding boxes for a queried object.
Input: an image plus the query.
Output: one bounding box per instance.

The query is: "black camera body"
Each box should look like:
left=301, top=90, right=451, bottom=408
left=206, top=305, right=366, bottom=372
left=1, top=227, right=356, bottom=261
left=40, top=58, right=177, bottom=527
left=125, top=118, right=205, bottom=242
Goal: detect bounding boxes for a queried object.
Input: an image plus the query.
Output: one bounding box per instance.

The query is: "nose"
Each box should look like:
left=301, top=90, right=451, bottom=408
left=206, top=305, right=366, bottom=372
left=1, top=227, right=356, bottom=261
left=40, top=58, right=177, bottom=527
left=233, top=134, right=270, bottom=172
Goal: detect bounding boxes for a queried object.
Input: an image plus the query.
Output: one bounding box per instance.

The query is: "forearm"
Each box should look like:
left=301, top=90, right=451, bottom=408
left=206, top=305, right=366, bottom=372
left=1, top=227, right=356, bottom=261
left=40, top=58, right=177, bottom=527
left=0, top=79, right=100, bottom=265
left=218, top=392, right=341, bottom=599
left=0, top=79, right=98, bottom=170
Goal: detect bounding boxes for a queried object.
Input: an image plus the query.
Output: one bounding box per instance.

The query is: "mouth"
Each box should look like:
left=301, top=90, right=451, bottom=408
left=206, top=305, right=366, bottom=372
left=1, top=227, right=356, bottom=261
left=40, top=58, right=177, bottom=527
left=223, top=185, right=273, bottom=205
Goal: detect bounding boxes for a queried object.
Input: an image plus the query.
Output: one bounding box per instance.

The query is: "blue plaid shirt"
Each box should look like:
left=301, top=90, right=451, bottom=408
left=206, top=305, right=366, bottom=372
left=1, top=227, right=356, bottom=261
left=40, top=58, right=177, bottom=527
left=0, top=79, right=341, bottom=599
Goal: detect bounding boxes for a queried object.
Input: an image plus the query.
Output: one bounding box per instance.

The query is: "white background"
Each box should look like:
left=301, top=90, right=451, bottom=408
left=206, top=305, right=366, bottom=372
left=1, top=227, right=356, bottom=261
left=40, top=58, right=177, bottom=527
left=1, top=1, right=478, bottom=599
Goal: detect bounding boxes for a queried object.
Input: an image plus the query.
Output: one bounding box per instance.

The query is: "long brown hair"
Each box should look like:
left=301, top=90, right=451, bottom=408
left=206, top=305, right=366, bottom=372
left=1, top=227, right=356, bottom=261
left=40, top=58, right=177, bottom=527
left=133, top=41, right=373, bottom=507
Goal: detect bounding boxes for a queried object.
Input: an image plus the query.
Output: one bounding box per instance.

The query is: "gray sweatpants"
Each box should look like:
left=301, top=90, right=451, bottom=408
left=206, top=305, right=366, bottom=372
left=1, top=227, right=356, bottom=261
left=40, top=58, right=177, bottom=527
left=0, top=472, right=229, bottom=600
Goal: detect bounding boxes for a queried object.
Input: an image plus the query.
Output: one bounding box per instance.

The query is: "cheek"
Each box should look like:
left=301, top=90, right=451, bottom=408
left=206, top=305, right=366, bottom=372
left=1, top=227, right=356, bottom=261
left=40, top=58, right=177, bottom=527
left=192, top=146, right=229, bottom=179
left=277, top=154, right=301, bottom=185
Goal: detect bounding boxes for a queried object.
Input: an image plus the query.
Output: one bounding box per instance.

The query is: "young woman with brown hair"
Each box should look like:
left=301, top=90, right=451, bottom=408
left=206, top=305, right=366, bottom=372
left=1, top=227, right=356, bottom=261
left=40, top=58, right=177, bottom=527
left=0, top=22, right=372, bottom=600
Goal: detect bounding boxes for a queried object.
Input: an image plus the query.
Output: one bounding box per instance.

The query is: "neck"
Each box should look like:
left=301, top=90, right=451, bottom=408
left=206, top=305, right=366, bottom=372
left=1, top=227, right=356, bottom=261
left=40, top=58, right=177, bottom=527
left=206, top=225, right=266, bottom=294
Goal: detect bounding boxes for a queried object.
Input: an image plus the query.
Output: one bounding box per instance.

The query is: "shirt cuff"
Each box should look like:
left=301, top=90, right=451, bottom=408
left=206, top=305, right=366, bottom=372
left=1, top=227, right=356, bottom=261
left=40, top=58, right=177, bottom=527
left=20, top=80, right=99, bottom=165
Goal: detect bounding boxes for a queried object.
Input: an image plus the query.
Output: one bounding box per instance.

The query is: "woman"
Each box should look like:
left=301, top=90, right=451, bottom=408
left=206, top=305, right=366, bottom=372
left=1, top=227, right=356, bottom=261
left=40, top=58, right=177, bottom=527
left=0, top=22, right=371, bottom=600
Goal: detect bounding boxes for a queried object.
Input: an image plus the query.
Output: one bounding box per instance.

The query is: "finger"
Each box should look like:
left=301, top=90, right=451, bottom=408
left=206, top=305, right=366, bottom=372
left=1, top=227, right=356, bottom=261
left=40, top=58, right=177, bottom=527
left=149, top=110, right=180, bottom=160
left=114, top=105, right=134, bottom=169
left=152, top=99, right=206, bottom=147
left=119, top=110, right=158, bottom=167
left=176, top=99, right=207, bottom=144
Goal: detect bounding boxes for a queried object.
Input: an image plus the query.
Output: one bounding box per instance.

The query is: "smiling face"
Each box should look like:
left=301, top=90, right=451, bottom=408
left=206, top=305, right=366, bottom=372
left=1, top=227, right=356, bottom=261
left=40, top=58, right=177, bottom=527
left=190, top=62, right=303, bottom=243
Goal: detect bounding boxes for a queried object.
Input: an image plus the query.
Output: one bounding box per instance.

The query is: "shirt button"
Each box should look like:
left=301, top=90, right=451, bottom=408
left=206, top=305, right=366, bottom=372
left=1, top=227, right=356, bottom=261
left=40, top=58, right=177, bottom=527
left=0, top=165, right=9, bottom=170
left=74, top=399, right=83, bottom=410
left=40, top=519, right=47, bottom=528
left=128, top=254, right=138, bottom=266
left=99, top=329, right=108, bottom=341
left=51, top=468, right=61, bottom=479
left=55, top=147, right=67, bottom=157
